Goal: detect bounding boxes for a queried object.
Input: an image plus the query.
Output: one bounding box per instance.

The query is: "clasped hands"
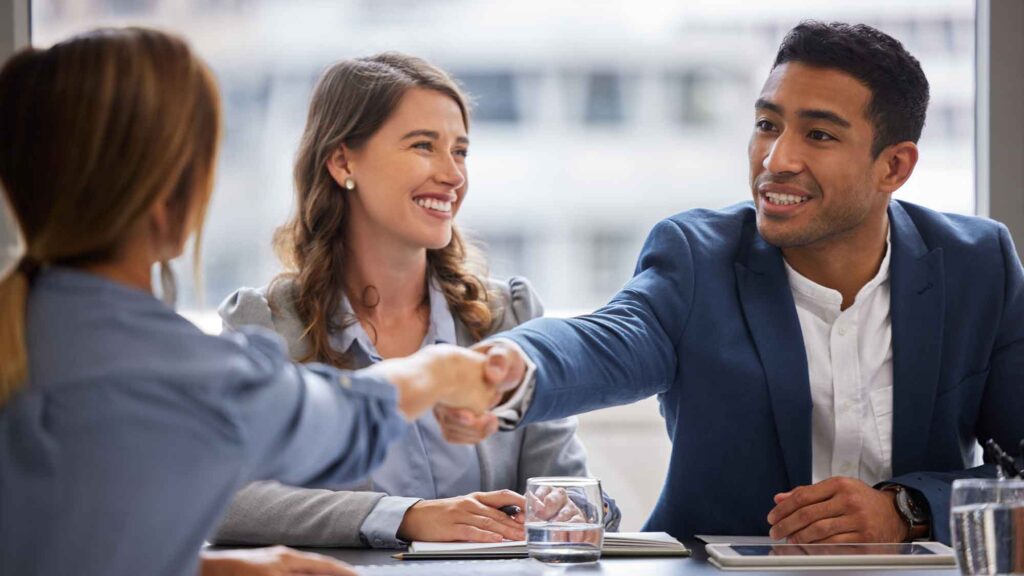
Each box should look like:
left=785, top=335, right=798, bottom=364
left=432, top=341, right=528, bottom=444
left=367, top=341, right=526, bottom=422
left=767, top=476, right=909, bottom=543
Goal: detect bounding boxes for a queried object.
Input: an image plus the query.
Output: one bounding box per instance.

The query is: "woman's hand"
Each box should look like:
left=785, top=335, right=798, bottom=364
left=199, top=546, right=357, bottom=575
left=397, top=490, right=526, bottom=543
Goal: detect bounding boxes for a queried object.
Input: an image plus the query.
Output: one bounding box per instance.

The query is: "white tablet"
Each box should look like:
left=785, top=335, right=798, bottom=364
left=705, top=542, right=956, bottom=568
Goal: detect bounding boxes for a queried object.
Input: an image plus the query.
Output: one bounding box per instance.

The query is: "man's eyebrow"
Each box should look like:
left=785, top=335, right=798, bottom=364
left=798, top=109, right=851, bottom=128
left=754, top=98, right=783, bottom=115
left=400, top=129, right=470, bottom=145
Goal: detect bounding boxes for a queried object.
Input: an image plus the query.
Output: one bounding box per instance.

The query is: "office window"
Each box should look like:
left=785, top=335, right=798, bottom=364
left=456, top=71, right=520, bottom=123
left=584, top=72, right=624, bottom=125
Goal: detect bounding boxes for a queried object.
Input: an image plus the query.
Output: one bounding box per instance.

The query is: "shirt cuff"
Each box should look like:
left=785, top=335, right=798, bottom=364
left=488, top=338, right=537, bottom=430
left=359, top=496, right=422, bottom=549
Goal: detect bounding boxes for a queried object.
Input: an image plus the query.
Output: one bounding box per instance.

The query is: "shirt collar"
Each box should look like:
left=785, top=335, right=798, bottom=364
left=331, top=275, right=457, bottom=360
left=784, top=227, right=892, bottom=322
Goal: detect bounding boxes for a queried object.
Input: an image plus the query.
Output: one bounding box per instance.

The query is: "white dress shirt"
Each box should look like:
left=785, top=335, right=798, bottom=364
left=785, top=235, right=894, bottom=487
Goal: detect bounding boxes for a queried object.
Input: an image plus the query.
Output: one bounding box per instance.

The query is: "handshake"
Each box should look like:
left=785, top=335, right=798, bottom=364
left=365, top=341, right=528, bottom=443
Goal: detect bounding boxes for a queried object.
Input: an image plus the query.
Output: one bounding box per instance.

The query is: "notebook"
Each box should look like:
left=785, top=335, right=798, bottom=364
left=393, top=531, right=690, bottom=560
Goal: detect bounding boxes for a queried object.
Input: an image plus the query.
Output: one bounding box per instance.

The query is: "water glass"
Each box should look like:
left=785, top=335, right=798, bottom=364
left=525, top=476, right=605, bottom=564
left=951, top=478, right=1024, bottom=575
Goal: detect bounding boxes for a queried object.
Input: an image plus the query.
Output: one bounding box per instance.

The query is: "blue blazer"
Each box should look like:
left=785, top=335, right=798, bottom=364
left=504, top=200, right=1024, bottom=544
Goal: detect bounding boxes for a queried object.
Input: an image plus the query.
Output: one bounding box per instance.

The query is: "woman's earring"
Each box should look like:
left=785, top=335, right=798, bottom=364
left=344, top=177, right=356, bottom=191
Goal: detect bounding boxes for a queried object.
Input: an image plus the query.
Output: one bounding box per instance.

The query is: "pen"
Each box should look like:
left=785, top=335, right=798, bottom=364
left=499, top=504, right=521, bottom=517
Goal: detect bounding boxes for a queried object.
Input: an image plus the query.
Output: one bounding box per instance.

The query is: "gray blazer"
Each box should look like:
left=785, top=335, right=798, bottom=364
left=211, top=276, right=620, bottom=547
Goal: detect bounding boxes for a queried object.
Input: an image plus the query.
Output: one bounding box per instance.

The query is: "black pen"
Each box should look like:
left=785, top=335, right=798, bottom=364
left=499, top=504, right=521, bottom=517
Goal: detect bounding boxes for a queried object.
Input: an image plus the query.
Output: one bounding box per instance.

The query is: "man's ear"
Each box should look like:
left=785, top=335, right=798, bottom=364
left=876, top=141, right=919, bottom=195
left=326, top=145, right=355, bottom=188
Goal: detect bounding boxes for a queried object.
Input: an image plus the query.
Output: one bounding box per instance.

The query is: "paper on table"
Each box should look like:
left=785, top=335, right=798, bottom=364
left=696, top=535, right=783, bottom=545
left=411, top=532, right=686, bottom=553
left=404, top=532, right=689, bottom=559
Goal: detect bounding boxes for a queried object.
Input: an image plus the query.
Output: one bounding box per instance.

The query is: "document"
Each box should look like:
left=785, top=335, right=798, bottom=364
left=394, top=532, right=691, bottom=560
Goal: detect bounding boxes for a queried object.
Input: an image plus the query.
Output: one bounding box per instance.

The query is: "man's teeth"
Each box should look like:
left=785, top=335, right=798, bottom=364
left=764, top=191, right=809, bottom=206
left=414, top=198, right=452, bottom=213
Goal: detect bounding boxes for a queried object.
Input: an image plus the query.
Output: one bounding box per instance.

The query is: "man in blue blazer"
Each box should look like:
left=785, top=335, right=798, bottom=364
left=439, top=21, right=1024, bottom=545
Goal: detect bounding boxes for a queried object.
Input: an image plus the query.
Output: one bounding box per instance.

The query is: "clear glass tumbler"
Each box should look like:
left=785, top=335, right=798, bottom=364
left=525, top=476, right=605, bottom=564
left=951, top=478, right=1024, bottom=575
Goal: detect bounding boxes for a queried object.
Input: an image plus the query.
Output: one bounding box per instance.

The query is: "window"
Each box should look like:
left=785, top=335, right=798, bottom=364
left=584, top=72, right=624, bottom=125
left=455, top=71, right=520, bottom=123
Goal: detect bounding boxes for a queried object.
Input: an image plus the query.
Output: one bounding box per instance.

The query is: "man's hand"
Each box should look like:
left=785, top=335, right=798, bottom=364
left=767, top=477, right=909, bottom=543
left=397, top=490, right=526, bottom=543
left=435, top=341, right=529, bottom=444
left=200, top=546, right=357, bottom=576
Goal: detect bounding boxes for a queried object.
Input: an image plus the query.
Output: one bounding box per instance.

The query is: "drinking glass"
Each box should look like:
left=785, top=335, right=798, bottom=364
left=951, top=478, right=1024, bottom=575
left=525, top=476, right=604, bottom=564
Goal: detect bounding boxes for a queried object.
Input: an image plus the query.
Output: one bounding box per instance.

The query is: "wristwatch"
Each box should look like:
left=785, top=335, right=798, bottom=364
left=882, top=484, right=931, bottom=540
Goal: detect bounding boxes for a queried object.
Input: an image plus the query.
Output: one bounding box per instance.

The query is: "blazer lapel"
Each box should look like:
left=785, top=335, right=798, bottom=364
left=735, top=228, right=812, bottom=487
left=888, top=202, right=944, bottom=475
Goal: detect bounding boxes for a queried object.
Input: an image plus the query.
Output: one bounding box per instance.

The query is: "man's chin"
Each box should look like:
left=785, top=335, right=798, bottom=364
left=756, top=221, right=813, bottom=249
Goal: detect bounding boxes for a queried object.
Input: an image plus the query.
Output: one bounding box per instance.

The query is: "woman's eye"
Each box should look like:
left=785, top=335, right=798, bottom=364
left=809, top=130, right=835, bottom=142
left=412, top=141, right=433, bottom=151
left=755, top=119, right=776, bottom=132
left=454, top=148, right=469, bottom=158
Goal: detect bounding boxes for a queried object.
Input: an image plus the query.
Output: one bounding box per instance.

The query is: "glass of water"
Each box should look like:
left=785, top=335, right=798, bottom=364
left=951, top=478, right=1024, bottom=575
left=525, top=476, right=604, bottom=564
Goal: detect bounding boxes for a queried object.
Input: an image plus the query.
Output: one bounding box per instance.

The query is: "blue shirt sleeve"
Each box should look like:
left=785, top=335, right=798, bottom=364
left=220, top=328, right=409, bottom=488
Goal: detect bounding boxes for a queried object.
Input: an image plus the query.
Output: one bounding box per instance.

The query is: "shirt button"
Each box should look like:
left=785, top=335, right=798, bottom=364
left=339, top=374, right=352, bottom=388
left=838, top=326, right=849, bottom=336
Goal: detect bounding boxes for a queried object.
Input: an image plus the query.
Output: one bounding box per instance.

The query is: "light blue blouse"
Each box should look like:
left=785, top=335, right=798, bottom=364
left=327, top=281, right=482, bottom=546
left=0, top=267, right=408, bottom=576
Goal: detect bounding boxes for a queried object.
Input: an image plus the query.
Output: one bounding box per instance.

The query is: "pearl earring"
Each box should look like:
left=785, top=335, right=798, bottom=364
left=344, top=177, right=356, bottom=190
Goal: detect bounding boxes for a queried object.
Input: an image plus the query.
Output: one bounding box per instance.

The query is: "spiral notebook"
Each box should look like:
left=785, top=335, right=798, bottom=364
left=393, top=531, right=690, bottom=560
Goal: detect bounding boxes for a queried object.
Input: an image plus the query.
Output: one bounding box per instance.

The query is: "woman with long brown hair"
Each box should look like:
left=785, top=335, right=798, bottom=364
left=0, top=29, right=508, bottom=576
left=213, top=53, right=620, bottom=548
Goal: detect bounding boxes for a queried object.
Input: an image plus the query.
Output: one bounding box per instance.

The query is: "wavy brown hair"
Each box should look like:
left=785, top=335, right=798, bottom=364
left=274, top=53, right=492, bottom=368
left=0, top=28, right=221, bottom=404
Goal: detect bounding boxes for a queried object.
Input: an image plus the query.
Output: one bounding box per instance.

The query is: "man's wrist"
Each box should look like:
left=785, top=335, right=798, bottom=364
left=880, top=484, right=931, bottom=541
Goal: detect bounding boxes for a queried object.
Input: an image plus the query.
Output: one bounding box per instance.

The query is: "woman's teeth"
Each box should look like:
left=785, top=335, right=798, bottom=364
left=414, top=198, right=452, bottom=213
left=764, top=191, right=809, bottom=206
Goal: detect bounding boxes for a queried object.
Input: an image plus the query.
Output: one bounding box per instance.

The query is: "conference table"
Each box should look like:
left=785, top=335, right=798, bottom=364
left=243, top=540, right=961, bottom=576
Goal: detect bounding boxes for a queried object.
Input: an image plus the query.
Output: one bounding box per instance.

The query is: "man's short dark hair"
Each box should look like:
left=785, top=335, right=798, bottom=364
left=773, top=21, right=930, bottom=158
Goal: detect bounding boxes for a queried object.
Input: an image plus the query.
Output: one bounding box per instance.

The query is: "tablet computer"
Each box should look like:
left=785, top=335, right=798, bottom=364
left=705, top=542, right=956, bottom=568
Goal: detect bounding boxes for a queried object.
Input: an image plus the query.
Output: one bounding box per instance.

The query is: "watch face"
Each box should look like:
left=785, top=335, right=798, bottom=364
left=898, top=488, right=928, bottom=524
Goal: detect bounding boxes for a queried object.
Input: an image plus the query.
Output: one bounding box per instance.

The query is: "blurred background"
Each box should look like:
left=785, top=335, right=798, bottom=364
left=32, top=0, right=975, bottom=530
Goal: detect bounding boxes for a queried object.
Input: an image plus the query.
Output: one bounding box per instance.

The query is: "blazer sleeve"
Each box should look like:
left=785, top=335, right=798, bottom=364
left=889, top=224, right=1024, bottom=544
left=502, top=277, right=622, bottom=530
left=210, top=481, right=385, bottom=547
left=218, top=287, right=276, bottom=333
left=500, top=219, right=691, bottom=424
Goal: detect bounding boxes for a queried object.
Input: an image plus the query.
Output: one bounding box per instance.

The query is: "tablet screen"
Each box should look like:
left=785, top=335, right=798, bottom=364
left=731, top=544, right=936, bottom=556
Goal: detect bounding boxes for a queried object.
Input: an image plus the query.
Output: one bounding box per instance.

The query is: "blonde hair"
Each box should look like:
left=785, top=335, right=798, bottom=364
left=0, top=28, right=222, bottom=404
left=274, top=52, right=492, bottom=368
